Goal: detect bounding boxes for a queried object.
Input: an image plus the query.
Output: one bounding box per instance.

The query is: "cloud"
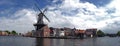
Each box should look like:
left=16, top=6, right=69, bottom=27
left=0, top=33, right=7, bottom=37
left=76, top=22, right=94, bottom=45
left=45, top=0, right=120, bottom=33
left=46, top=0, right=108, bottom=28
left=0, top=9, right=37, bottom=33
left=0, top=0, right=120, bottom=33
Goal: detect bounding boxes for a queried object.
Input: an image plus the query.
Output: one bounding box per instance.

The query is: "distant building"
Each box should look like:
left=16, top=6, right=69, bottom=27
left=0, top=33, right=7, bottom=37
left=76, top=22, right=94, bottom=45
left=49, top=27, right=66, bottom=37
left=52, top=28, right=59, bottom=37
left=71, top=28, right=76, bottom=36
left=64, top=27, right=72, bottom=36
left=52, top=28, right=64, bottom=37
left=31, top=30, right=35, bottom=36
left=85, top=28, right=97, bottom=37
left=2, top=31, right=8, bottom=36
left=0, top=31, right=2, bottom=35
left=25, top=31, right=32, bottom=37
left=49, top=27, right=54, bottom=36
left=60, top=31, right=65, bottom=36
left=59, top=28, right=65, bottom=37
left=75, top=29, right=85, bottom=38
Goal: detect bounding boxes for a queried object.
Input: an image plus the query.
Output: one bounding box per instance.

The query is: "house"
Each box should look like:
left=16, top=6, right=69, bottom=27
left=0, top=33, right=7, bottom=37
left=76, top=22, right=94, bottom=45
left=85, top=28, right=97, bottom=37
left=75, top=29, right=85, bottom=38
left=52, top=28, right=60, bottom=37
left=25, top=31, right=32, bottom=37
left=0, top=31, right=2, bottom=36
left=59, top=28, right=65, bottom=37
left=2, top=31, right=8, bottom=36
left=52, top=28, right=65, bottom=37
left=49, top=27, right=54, bottom=36
left=64, top=27, right=72, bottom=36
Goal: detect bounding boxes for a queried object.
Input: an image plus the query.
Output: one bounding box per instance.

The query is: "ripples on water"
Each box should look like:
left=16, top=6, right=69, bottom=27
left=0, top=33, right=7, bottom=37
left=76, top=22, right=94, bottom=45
left=0, top=36, right=120, bottom=46
left=0, top=36, right=35, bottom=46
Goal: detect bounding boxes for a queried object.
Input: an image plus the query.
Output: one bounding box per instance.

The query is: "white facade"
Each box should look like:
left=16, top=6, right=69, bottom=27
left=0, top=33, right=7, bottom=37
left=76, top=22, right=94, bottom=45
left=60, top=31, right=65, bottom=36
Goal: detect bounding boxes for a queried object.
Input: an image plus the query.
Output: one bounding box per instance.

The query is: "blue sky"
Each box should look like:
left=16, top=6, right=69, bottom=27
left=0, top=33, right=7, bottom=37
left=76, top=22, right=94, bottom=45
left=0, top=0, right=120, bottom=33
left=80, top=0, right=112, bottom=7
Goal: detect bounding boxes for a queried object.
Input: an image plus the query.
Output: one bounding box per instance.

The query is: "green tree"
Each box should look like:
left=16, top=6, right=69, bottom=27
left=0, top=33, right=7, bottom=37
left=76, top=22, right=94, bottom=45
left=117, top=31, right=120, bottom=36
left=11, top=30, right=18, bottom=35
left=97, top=30, right=105, bottom=37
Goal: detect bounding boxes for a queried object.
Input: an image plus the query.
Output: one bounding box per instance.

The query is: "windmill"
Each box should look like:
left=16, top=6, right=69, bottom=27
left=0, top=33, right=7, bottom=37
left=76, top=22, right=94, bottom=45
left=33, top=3, right=50, bottom=37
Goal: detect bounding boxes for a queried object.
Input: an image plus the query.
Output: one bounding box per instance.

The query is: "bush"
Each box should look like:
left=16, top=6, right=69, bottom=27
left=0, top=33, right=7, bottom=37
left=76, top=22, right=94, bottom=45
left=97, top=30, right=105, bottom=37
left=117, top=31, right=120, bottom=36
left=11, top=30, right=18, bottom=35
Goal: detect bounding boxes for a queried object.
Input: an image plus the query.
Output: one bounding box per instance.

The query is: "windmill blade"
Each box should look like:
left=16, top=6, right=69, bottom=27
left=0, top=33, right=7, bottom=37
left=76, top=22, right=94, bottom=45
left=43, top=8, right=47, bottom=13
left=43, top=14, right=50, bottom=22
left=34, top=3, right=42, bottom=13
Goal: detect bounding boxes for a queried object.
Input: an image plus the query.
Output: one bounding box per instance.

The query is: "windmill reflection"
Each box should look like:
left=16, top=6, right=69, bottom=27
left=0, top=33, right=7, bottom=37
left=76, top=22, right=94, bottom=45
left=36, top=38, right=51, bottom=46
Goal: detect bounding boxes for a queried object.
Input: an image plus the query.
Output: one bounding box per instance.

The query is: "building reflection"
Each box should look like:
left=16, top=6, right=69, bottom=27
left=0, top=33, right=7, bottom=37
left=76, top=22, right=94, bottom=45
left=52, top=39, right=65, bottom=46
left=36, top=38, right=51, bottom=46
left=36, top=38, right=43, bottom=46
left=35, top=38, right=76, bottom=46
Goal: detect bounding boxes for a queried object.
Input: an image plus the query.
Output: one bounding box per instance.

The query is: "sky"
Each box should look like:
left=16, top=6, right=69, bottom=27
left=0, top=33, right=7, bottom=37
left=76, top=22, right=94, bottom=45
left=0, top=0, right=120, bottom=33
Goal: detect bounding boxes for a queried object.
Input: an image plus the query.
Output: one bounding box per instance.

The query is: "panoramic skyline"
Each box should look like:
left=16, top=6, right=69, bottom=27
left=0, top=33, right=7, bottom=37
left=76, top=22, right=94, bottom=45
left=0, top=0, right=120, bottom=33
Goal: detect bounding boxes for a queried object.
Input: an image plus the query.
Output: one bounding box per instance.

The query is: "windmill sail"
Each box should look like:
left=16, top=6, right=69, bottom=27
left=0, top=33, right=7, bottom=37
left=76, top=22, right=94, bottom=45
left=33, top=0, right=50, bottom=24
left=43, top=8, right=47, bottom=13
left=34, top=3, right=42, bottom=13
left=43, top=14, right=50, bottom=22
left=33, top=0, right=51, bottom=37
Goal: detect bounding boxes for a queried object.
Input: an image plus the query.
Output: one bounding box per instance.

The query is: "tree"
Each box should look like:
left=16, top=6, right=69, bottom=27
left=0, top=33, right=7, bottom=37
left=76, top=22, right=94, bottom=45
left=117, top=31, right=120, bottom=36
left=11, top=30, right=18, bottom=35
left=97, top=30, right=105, bottom=37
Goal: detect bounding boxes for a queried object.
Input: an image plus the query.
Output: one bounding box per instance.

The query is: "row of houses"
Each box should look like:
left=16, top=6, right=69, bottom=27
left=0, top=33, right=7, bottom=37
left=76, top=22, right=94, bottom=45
left=0, top=31, right=8, bottom=36
left=28, top=25, right=97, bottom=38
left=0, top=31, right=22, bottom=36
left=49, top=27, right=97, bottom=38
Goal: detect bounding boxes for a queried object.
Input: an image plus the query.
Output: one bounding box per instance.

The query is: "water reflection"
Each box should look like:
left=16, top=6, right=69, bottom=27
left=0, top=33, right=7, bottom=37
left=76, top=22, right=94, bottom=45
left=35, top=38, right=98, bottom=46
left=36, top=38, right=43, bottom=46
left=36, top=38, right=51, bottom=46
left=36, top=38, right=78, bottom=46
left=0, top=36, right=120, bottom=46
left=35, top=37, right=120, bottom=46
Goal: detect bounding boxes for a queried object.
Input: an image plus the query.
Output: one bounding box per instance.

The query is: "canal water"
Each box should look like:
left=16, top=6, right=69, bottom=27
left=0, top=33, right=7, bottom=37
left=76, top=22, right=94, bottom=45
left=0, top=36, right=120, bottom=46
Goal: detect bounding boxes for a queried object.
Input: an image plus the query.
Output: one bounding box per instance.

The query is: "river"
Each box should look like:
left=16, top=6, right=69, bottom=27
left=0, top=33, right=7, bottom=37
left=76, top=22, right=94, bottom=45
left=0, top=36, right=120, bottom=46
